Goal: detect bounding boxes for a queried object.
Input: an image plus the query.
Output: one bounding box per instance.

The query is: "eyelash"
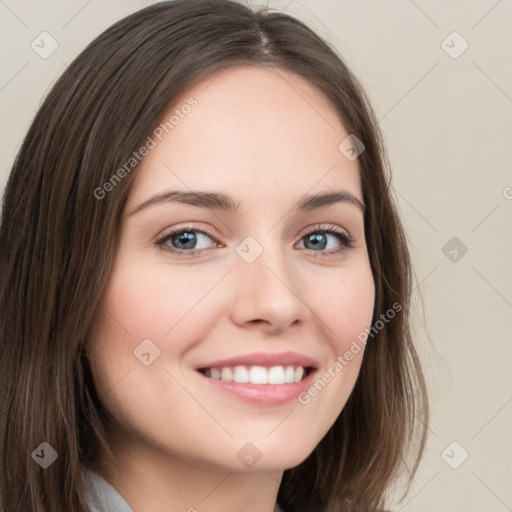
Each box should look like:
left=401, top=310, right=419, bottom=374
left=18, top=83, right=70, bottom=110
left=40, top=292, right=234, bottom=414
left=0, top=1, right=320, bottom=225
left=154, top=223, right=355, bottom=258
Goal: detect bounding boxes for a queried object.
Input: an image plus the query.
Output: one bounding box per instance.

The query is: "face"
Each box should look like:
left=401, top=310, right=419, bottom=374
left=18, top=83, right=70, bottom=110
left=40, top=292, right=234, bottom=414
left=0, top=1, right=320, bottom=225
left=87, top=65, right=375, bottom=473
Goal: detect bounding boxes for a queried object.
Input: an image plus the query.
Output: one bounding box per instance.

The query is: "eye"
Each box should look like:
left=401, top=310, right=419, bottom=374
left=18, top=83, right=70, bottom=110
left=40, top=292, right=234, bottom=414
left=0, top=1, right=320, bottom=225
left=155, top=226, right=220, bottom=256
left=296, top=224, right=355, bottom=255
left=155, top=223, right=355, bottom=257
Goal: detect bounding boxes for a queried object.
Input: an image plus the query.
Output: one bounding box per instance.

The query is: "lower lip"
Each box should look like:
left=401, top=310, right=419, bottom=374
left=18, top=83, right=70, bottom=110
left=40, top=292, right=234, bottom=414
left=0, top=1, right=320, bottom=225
left=196, top=370, right=317, bottom=405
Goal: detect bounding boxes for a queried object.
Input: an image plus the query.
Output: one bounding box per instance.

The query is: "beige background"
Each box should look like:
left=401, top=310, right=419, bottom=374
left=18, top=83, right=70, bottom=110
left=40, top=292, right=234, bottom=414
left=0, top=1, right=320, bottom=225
left=1, top=1, right=511, bottom=510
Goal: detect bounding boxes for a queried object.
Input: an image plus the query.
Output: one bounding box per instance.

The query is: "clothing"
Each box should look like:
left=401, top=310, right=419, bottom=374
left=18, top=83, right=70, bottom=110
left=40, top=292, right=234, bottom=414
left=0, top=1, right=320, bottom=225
left=83, top=468, right=133, bottom=512
left=83, top=468, right=284, bottom=512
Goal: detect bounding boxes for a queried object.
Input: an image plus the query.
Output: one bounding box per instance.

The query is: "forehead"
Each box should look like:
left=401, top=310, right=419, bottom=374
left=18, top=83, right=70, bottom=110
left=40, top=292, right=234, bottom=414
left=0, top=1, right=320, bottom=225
left=126, top=65, right=362, bottom=210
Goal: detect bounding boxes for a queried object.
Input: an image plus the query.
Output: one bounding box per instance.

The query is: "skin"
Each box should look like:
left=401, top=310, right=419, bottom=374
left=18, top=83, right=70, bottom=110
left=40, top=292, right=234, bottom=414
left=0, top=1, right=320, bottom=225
left=86, top=64, right=375, bottom=512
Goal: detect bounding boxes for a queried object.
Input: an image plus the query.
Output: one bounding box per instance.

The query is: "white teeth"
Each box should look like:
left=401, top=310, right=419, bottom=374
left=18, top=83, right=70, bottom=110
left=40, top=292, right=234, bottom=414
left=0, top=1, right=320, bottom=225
left=268, top=366, right=285, bottom=385
left=203, top=365, right=308, bottom=384
left=220, top=367, right=233, bottom=382
left=284, top=365, right=295, bottom=383
left=249, top=366, right=268, bottom=384
left=233, top=365, right=249, bottom=383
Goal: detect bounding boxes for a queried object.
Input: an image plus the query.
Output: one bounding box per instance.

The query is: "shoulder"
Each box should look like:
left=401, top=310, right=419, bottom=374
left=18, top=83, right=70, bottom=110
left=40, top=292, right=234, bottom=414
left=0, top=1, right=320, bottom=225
left=0, top=471, right=132, bottom=512
left=82, top=467, right=134, bottom=512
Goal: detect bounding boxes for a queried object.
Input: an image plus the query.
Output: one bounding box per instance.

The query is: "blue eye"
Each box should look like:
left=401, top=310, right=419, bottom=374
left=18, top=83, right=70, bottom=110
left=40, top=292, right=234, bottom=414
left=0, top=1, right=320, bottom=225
left=155, top=224, right=354, bottom=257
left=297, top=227, right=354, bottom=253
left=156, top=228, right=217, bottom=255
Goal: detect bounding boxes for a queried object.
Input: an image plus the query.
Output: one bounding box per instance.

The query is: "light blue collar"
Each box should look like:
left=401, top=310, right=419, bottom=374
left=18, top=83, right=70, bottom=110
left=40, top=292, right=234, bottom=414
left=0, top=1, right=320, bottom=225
left=83, top=468, right=284, bottom=512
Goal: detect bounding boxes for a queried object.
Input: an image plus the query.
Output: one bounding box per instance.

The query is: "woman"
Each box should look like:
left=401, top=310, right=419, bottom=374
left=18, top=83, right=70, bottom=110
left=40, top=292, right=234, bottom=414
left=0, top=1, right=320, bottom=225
left=0, top=1, right=428, bottom=511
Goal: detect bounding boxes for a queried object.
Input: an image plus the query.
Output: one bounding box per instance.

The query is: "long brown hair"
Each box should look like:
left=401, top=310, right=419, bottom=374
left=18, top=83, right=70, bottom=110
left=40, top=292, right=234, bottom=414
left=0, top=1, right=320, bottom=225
left=0, top=1, right=428, bottom=511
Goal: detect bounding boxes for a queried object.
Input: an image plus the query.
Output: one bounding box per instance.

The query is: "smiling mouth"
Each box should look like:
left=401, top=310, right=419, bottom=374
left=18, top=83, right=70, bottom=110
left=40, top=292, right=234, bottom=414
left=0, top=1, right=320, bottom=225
left=197, top=365, right=314, bottom=385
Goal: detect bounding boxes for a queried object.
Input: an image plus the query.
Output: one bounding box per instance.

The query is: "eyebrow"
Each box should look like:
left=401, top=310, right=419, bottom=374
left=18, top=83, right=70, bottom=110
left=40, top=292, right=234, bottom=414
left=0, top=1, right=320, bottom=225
left=128, top=189, right=365, bottom=216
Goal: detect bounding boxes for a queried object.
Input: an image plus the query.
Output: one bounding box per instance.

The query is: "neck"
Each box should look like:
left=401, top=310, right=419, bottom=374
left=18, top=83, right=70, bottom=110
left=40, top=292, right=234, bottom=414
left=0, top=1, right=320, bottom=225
left=95, top=435, right=284, bottom=512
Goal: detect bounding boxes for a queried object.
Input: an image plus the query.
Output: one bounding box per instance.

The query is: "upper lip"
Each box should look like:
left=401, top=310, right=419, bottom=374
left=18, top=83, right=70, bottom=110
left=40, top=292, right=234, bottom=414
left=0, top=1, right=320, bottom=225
left=195, top=351, right=318, bottom=370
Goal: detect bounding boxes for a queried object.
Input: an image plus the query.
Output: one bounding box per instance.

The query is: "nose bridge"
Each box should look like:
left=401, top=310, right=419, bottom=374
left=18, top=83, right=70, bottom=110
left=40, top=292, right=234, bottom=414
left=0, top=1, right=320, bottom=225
left=235, top=231, right=288, bottom=284
left=229, top=231, right=308, bottom=329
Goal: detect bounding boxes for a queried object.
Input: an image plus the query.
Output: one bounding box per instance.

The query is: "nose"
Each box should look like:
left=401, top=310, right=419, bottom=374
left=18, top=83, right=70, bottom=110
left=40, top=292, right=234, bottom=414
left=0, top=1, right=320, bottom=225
left=229, top=239, right=309, bottom=333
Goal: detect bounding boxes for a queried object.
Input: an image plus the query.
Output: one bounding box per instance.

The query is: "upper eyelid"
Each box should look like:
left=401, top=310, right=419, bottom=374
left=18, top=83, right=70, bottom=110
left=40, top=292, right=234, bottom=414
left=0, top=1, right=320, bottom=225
left=157, top=223, right=353, bottom=248
left=158, top=223, right=351, bottom=240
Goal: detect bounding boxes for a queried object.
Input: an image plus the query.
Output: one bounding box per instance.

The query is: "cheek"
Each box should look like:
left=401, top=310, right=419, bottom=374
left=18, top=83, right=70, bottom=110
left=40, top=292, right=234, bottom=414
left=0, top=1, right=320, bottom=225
left=309, top=262, right=375, bottom=351
left=85, top=262, right=204, bottom=441
left=86, top=257, right=222, bottom=389
left=97, top=256, right=221, bottom=341
left=293, top=262, right=375, bottom=439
